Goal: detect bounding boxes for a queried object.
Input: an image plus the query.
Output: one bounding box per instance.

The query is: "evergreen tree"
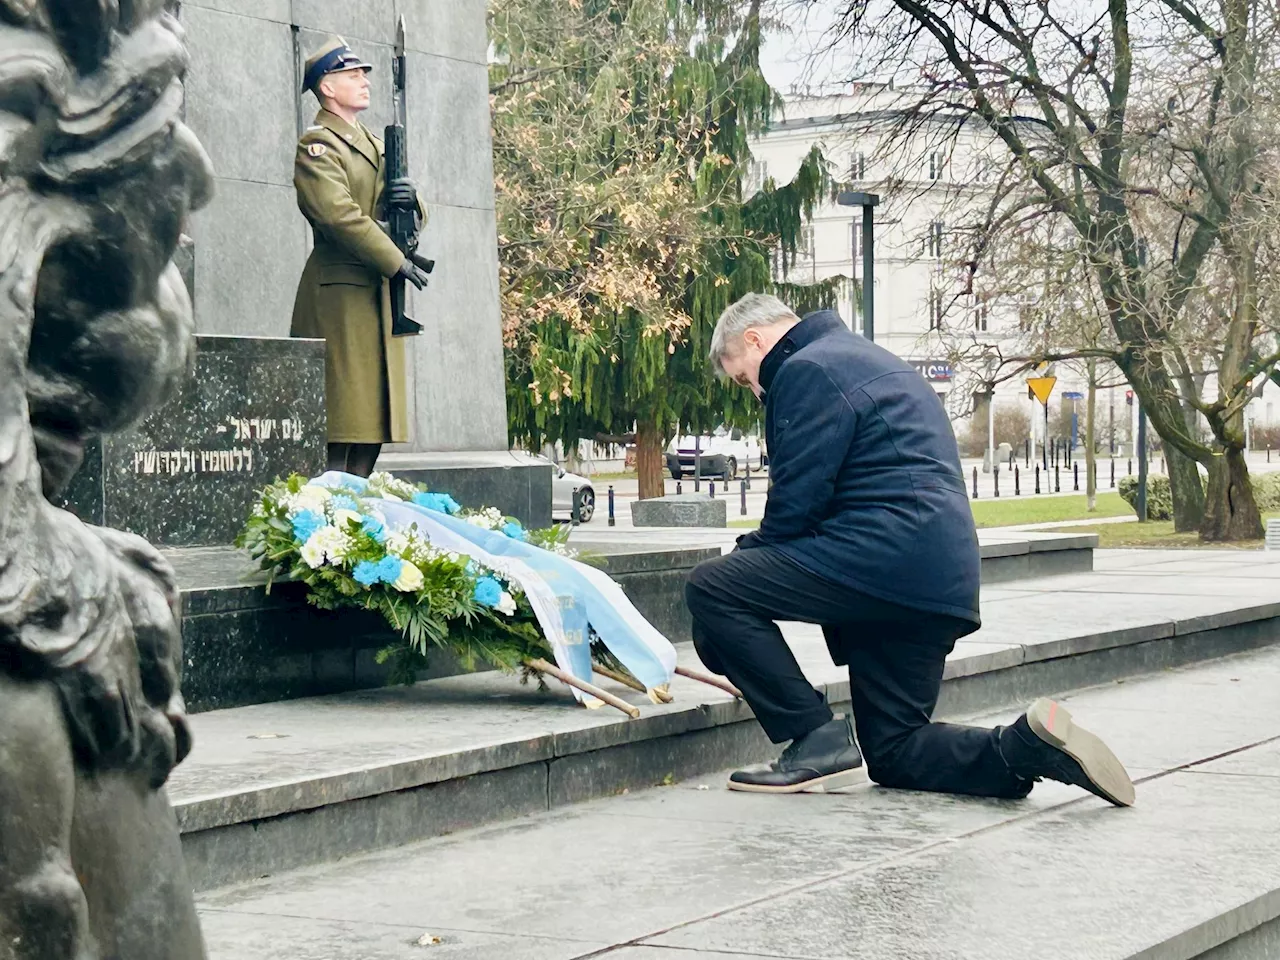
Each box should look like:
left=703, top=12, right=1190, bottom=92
left=491, top=0, right=840, bottom=497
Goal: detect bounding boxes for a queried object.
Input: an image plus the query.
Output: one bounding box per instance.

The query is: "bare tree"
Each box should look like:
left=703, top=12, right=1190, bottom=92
left=792, top=0, right=1280, bottom=539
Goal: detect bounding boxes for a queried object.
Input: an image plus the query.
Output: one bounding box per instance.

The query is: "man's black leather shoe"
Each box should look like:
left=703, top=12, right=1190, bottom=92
left=999, top=698, right=1135, bottom=807
left=728, top=716, right=863, bottom=793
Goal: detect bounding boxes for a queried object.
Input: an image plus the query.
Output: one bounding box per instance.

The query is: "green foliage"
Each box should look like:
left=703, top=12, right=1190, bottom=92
left=1250, top=471, right=1280, bottom=513
left=492, top=0, right=843, bottom=452
left=236, top=474, right=567, bottom=682
left=1118, top=475, right=1175, bottom=521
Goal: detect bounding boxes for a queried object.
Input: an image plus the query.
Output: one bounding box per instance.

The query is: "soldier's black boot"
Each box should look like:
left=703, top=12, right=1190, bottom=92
left=728, top=715, right=863, bottom=794
left=998, top=698, right=1135, bottom=807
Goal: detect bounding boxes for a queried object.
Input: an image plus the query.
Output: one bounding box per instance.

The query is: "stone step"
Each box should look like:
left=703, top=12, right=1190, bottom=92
left=195, top=642, right=1280, bottom=960
left=168, top=530, right=1093, bottom=712
left=169, top=548, right=1280, bottom=892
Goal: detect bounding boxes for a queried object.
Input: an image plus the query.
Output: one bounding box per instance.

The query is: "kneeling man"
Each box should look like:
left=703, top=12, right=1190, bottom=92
left=687, top=294, right=1134, bottom=805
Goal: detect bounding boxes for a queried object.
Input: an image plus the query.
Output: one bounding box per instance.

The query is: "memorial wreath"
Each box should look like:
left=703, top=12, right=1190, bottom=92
left=236, top=472, right=732, bottom=714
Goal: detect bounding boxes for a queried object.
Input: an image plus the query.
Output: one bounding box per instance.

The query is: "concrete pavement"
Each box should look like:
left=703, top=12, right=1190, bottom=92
left=197, top=640, right=1280, bottom=959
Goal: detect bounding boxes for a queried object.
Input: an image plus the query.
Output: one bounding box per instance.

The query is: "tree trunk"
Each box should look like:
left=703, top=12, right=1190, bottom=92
left=1085, top=360, right=1097, bottom=511
left=1166, top=447, right=1205, bottom=532
left=635, top=419, right=666, bottom=501
left=1200, top=447, right=1263, bottom=541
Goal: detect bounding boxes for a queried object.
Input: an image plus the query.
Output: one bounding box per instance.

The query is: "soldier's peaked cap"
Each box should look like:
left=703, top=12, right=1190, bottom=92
left=302, top=36, right=372, bottom=93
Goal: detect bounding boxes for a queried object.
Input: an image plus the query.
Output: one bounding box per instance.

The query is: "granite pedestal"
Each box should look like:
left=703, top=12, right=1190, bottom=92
left=59, top=335, right=326, bottom=547
left=377, top=450, right=554, bottom=529
left=631, top=493, right=728, bottom=528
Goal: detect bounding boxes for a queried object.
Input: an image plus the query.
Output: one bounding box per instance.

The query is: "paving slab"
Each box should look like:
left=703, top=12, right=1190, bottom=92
left=198, top=912, right=607, bottom=960
left=648, top=770, right=1280, bottom=960
left=198, top=645, right=1280, bottom=960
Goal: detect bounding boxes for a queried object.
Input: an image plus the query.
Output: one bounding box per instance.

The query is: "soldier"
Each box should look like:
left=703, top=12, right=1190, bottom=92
left=291, top=37, right=430, bottom=478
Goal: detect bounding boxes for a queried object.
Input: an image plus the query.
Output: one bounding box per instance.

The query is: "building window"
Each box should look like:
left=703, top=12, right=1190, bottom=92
left=974, top=294, right=990, bottom=332
left=1018, top=297, right=1037, bottom=332
left=928, top=151, right=945, bottom=181
left=850, top=151, right=867, bottom=181
left=929, top=289, right=945, bottom=331
left=851, top=220, right=861, bottom=259
left=926, top=221, right=944, bottom=259
left=747, top=159, right=769, bottom=193
left=798, top=225, right=814, bottom=258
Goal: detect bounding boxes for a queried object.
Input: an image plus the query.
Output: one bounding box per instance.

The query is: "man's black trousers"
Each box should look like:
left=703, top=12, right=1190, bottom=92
left=685, top=547, right=1029, bottom=799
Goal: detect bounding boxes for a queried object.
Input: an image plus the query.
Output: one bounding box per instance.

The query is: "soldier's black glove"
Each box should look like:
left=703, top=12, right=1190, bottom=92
left=397, top=258, right=431, bottom=290
left=386, top=177, right=419, bottom=212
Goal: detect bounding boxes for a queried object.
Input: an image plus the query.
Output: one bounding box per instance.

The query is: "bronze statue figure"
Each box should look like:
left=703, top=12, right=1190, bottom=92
left=0, top=1, right=212, bottom=956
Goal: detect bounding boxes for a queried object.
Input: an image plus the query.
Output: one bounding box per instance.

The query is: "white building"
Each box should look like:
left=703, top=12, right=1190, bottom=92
left=749, top=85, right=1164, bottom=454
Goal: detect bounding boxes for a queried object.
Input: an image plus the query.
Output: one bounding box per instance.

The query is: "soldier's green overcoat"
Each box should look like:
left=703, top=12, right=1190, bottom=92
left=291, top=108, right=414, bottom=444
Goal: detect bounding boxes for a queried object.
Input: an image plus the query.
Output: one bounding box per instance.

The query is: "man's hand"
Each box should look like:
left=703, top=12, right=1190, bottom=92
left=386, top=177, right=419, bottom=212
left=396, top=257, right=431, bottom=290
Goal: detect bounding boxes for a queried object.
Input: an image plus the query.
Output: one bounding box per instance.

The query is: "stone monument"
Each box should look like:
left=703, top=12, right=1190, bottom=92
left=177, top=0, right=551, bottom=525
left=0, top=2, right=209, bottom=956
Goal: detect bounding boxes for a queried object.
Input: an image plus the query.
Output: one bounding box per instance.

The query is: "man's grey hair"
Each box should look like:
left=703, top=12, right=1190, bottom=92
left=709, top=293, right=800, bottom=376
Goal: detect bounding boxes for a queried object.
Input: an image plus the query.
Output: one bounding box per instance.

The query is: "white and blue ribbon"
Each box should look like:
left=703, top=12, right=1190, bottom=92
left=313, top=472, right=677, bottom=704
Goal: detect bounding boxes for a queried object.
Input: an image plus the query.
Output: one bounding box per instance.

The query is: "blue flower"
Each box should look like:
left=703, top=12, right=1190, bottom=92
left=291, top=509, right=326, bottom=544
left=502, top=521, right=527, bottom=542
left=412, top=491, right=462, bottom=515
left=362, top=515, right=388, bottom=543
left=473, top=576, right=504, bottom=608
left=375, top=555, right=404, bottom=584
left=353, top=561, right=381, bottom=587
left=331, top=494, right=360, bottom=512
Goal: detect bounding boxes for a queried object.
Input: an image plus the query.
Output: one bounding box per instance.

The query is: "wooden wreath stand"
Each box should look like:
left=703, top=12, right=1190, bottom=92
left=523, top=659, right=742, bottom=719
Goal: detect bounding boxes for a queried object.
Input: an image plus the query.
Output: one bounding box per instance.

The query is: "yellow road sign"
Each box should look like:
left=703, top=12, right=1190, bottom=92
left=1027, top=375, right=1057, bottom=406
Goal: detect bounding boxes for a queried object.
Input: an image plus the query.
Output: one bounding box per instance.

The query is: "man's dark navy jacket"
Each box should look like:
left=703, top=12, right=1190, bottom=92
left=737, top=309, right=981, bottom=629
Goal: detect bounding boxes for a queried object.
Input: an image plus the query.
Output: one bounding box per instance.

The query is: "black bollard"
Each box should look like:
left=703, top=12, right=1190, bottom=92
left=1074, top=463, right=1079, bottom=492
left=709, top=480, right=716, bottom=498
left=745, top=462, right=752, bottom=491
left=1035, top=465, right=1041, bottom=494
left=1055, top=465, right=1060, bottom=493
left=1127, top=458, right=1132, bottom=477
left=1026, top=438, right=1031, bottom=467
left=1111, top=459, right=1115, bottom=488
left=1015, top=466, right=1021, bottom=496
left=571, top=488, right=582, bottom=527
left=608, top=485, right=615, bottom=527
left=676, top=480, right=683, bottom=495
left=994, top=465, right=1000, bottom=498
left=740, top=479, right=748, bottom=516
left=972, top=466, right=979, bottom=499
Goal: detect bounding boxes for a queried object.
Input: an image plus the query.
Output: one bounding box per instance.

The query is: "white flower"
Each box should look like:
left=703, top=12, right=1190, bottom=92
left=393, top=561, right=425, bottom=592
left=300, top=538, right=326, bottom=569
left=332, top=508, right=362, bottom=529
left=308, top=525, right=351, bottom=565
left=366, top=472, right=419, bottom=501
left=384, top=532, right=410, bottom=556
left=495, top=592, right=517, bottom=616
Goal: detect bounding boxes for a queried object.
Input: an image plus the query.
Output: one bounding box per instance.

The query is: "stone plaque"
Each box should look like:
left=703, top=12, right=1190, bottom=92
left=60, top=335, right=326, bottom=547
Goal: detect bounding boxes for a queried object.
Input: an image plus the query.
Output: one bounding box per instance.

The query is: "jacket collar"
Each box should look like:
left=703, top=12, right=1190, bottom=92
left=316, top=108, right=380, bottom=170
left=759, top=309, right=846, bottom=395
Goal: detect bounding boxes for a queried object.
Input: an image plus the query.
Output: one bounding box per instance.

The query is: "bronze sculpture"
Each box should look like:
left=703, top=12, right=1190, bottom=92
left=0, top=1, right=212, bottom=956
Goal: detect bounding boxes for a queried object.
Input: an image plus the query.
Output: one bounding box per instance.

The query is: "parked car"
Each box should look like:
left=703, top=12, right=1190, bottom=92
left=665, top=428, right=765, bottom=481
left=537, top=457, right=596, bottom=523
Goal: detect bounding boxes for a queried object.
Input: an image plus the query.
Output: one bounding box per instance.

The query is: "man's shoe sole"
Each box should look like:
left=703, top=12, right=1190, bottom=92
left=726, top=767, right=864, bottom=794
left=1026, top=698, right=1136, bottom=807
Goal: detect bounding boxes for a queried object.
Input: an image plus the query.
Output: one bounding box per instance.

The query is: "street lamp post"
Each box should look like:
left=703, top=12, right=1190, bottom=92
left=837, top=191, right=880, bottom=342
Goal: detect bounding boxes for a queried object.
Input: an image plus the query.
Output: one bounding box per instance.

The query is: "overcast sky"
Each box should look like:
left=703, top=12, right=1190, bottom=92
left=759, top=1, right=855, bottom=95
